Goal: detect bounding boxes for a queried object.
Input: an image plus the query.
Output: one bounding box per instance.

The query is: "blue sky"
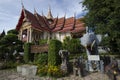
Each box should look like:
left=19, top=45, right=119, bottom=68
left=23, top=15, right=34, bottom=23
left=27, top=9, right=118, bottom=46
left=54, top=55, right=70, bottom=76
left=0, top=0, right=85, bottom=33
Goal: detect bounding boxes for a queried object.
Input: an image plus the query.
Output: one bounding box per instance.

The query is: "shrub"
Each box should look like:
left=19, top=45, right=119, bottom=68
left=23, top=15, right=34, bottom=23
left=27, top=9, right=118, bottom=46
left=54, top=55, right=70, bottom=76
left=62, top=36, right=71, bottom=50
left=47, top=65, right=66, bottom=78
left=63, top=37, right=84, bottom=54
left=37, top=65, right=65, bottom=78
left=37, top=65, right=48, bottom=76
left=2, top=61, right=17, bottom=69
left=34, top=54, right=39, bottom=63
left=39, top=39, right=47, bottom=45
left=48, top=39, right=62, bottom=66
left=34, top=53, right=48, bottom=65
left=23, top=43, right=31, bottom=63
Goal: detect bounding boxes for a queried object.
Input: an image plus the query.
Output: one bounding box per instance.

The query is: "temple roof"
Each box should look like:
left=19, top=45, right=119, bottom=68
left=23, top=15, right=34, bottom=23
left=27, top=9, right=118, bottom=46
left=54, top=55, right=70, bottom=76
left=16, top=8, right=85, bottom=35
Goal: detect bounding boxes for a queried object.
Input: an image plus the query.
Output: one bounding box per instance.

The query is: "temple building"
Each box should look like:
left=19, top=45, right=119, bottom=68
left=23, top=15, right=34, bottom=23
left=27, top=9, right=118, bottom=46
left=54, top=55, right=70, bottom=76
left=16, top=6, right=85, bottom=43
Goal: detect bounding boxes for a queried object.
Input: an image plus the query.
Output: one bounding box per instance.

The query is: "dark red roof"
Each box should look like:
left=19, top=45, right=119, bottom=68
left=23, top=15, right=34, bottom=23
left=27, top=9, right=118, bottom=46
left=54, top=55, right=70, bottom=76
left=25, top=9, right=43, bottom=30
left=16, top=9, right=25, bottom=31
left=34, top=13, right=50, bottom=31
left=16, top=8, right=85, bottom=34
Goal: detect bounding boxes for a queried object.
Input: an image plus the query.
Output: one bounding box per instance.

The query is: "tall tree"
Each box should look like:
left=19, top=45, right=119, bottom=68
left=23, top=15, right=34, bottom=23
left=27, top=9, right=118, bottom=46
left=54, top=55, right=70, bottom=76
left=82, top=0, right=120, bottom=53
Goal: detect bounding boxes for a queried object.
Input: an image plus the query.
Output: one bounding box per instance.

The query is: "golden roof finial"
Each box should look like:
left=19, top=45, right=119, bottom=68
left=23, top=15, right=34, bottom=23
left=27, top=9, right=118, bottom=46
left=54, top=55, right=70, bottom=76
left=34, top=8, right=37, bottom=14
left=46, top=5, right=53, bottom=19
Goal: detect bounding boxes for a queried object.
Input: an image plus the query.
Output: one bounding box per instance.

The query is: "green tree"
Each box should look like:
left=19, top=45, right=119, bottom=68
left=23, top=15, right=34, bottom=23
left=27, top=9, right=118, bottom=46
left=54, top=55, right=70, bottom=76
left=0, top=29, right=23, bottom=61
left=63, top=36, right=83, bottom=54
left=7, top=29, right=18, bottom=35
left=82, top=0, right=120, bottom=53
left=63, top=36, right=71, bottom=50
left=0, top=30, right=5, bottom=40
left=0, top=30, right=6, bottom=60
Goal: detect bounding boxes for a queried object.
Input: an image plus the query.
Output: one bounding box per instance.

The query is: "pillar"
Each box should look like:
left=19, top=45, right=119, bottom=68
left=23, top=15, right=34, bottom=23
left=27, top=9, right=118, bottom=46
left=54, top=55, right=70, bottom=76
left=20, top=29, right=23, bottom=40
left=29, top=28, right=32, bottom=42
left=27, top=29, right=29, bottom=42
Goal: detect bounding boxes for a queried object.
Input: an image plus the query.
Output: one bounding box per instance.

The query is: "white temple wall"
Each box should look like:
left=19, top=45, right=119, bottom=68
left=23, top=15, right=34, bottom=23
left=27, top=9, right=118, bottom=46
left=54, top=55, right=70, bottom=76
left=61, top=32, right=71, bottom=42
left=43, top=32, right=49, bottom=39
left=53, top=32, right=71, bottom=42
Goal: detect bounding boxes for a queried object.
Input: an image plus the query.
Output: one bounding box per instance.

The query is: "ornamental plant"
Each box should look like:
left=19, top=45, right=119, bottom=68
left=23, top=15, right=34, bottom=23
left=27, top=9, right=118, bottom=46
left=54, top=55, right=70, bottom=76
left=34, top=53, right=48, bottom=65
left=23, top=43, right=31, bottom=63
left=48, top=39, right=62, bottom=66
left=47, top=65, right=65, bottom=78
left=37, top=65, right=48, bottom=76
left=63, top=36, right=83, bottom=54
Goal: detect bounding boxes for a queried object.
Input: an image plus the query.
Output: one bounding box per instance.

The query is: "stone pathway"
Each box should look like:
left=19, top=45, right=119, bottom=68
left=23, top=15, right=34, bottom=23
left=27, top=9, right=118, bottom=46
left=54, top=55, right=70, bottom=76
left=0, top=69, right=120, bottom=80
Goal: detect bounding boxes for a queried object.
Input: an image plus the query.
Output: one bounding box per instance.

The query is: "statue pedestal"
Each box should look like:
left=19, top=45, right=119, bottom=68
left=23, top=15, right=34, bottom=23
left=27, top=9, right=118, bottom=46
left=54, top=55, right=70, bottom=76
left=60, top=63, right=68, bottom=73
left=85, top=55, right=104, bottom=72
left=17, top=65, right=38, bottom=76
left=85, top=60, right=104, bottom=72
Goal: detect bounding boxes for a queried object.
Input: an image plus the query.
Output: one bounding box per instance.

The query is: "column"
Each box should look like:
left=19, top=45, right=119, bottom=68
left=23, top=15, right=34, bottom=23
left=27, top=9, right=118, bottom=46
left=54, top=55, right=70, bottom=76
left=20, top=29, right=23, bottom=40
left=27, top=29, right=29, bottom=42
left=29, top=28, right=32, bottom=42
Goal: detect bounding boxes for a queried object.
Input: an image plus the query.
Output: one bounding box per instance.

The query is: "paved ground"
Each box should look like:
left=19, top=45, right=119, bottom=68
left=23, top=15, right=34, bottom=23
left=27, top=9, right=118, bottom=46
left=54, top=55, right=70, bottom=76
left=0, top=69, right=120, bottom=80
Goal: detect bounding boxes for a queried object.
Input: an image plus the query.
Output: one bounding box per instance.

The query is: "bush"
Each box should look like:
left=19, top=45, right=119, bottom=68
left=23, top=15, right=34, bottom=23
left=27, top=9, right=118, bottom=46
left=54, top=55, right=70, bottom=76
left=23, top=43, right=31, bottom=63
left=34, top=53, right=48, bottom=65
left=2, top=61, right=17, bottom=69
left=39, top=39, right=47, bottom=45
left=37, top=65, right=48, bottom=76
left=47, top=65, right=65, bottom=78
left=63, top=37, right=84, bottom=54
left=48, top=39, right=62, bottom=66
left=37, top=65, right=66, bottom=78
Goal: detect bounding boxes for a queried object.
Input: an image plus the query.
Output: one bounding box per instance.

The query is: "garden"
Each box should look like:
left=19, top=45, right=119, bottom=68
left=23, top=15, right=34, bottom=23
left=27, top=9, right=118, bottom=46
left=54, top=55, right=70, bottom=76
left=0, top=30, right=85, bottom=78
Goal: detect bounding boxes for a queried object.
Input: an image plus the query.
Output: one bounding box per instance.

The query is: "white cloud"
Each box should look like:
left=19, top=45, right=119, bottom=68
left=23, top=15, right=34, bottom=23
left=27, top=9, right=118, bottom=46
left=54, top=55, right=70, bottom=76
left=22, top=0, right=84, bottom=17
left=0, top=0, right=12, bottom=4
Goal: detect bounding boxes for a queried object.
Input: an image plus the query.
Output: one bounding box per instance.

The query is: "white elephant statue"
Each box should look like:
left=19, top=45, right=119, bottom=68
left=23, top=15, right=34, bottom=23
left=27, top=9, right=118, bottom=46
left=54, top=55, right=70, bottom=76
left=80, top=27, right=99, bottom=55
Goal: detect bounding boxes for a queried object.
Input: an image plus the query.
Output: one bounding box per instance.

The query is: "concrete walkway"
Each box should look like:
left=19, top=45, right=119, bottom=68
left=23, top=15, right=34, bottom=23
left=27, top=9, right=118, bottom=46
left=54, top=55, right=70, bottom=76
left=0, top=69, right=120, bottom=80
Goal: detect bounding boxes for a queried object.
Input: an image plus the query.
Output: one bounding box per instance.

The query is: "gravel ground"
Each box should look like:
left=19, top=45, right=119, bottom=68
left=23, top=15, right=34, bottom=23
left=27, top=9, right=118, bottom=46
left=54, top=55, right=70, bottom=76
left=0, top=69, right=120, bottom=80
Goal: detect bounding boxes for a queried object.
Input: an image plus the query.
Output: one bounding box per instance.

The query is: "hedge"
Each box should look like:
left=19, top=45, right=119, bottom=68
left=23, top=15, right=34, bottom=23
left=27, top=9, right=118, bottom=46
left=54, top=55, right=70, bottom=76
left=23, top=43, right=31, bottom=63
left=48, top=39, right=62, bottom=66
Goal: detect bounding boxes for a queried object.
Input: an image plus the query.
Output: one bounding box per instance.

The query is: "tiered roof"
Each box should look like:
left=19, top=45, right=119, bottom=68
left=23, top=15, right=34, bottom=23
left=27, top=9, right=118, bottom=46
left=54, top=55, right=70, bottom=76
left=16, top=7, right=85, bottom=36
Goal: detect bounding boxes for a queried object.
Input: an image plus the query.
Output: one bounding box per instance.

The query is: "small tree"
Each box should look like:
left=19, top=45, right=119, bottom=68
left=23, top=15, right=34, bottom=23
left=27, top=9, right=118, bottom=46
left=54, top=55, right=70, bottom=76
left=69, top=38, right=83, bottom=53
left=0, top=29, right=23, bottom=61
left=48, top=39, right=62, bottom=66
left=63, top=36, right=83, bottom=54
left=63, top=36, right=71, bottom=50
